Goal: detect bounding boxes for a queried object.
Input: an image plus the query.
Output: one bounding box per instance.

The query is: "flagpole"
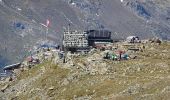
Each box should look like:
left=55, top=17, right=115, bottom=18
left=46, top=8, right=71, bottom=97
left=46, top=19, right=49, bottom=43
left=46, top=26, right=48, bottom=42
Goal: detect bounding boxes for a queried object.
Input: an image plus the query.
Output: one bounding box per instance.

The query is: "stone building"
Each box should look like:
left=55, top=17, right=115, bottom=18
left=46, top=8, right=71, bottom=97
left=63, top=30, right=89, bottom=53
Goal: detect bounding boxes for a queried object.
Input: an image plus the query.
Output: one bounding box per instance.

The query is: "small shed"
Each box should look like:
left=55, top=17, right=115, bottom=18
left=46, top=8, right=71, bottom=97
left=126, top=36, right=140, bottom=43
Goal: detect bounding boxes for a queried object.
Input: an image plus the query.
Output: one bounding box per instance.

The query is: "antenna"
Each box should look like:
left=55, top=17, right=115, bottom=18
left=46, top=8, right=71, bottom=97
left=68, top=23, right=71, bottom=34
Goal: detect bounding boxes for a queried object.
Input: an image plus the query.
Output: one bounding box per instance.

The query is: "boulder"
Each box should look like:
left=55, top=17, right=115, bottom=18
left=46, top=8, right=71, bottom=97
left=5, top=77, right=13, bottom=82
left=129, top=55, right=137, bottom=59
left=1, top=84, right=9, bottom=92
left=61, top=79, right=69, bottom=86
left=48, top=86, right=55, bottom=90
left=149, top=38, right=162, bottom=44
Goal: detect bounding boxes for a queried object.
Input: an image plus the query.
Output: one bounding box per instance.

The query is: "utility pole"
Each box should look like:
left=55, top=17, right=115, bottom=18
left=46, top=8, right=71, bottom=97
left=63, top=24, right=71, bottom=63
left=68, top=23, right=70, bottom=34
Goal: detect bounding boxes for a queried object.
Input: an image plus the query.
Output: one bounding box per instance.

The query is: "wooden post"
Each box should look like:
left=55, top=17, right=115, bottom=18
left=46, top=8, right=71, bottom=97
left=63, top=47, right=67, bottom=63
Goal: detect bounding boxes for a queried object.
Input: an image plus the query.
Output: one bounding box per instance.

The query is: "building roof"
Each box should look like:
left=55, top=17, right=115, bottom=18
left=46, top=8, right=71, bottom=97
left=40, top=44, right=59, bottom=48
left=3, top=63, right=21, bottom=70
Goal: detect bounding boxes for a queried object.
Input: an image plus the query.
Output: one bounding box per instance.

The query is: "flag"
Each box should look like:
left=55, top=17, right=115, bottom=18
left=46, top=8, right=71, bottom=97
left=46, top=19, right=50, bottom=27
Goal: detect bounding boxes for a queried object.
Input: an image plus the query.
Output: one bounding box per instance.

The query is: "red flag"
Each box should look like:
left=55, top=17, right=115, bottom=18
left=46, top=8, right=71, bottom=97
left=46, top=19, right=50, bottom=27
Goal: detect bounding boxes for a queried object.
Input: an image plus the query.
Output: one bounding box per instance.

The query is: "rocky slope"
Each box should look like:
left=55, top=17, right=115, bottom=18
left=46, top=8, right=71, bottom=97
left=0, top=41, right=170, bottom=100
left=0, top=0, right=170, bottom=66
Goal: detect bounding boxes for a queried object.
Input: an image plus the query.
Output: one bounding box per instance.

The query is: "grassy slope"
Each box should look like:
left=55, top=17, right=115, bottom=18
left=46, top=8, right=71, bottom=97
left=0, top=42, right=170, bottom=100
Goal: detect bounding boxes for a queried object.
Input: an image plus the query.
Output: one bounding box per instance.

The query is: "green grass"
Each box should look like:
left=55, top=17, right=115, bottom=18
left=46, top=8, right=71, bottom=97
left=3, top=42, right=170, bottom=100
